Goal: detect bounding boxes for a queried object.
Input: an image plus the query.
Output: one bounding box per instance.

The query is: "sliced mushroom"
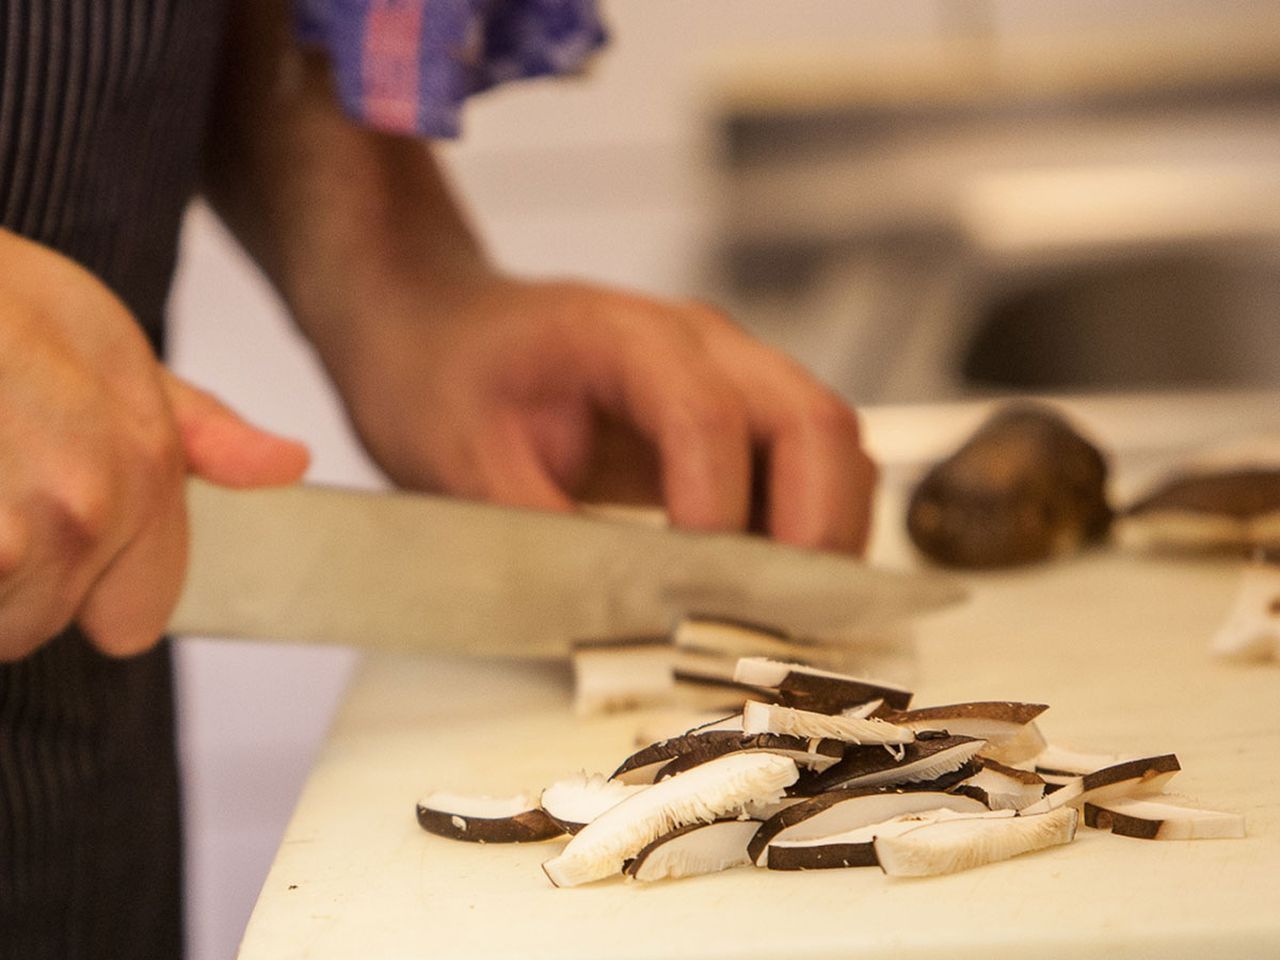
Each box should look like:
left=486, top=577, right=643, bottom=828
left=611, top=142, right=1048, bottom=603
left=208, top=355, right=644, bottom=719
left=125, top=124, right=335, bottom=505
left=1083, top=798, right=1246, bottom=840
left=673, top=615, right=829, bottom=662
left=882, top=702, right=1048, bottom=765
left=571, top=636, right=674, bottom=715
left=539, top=774, right=649, bottom=835
left=1120, top=468, right=1280, bottom=553
left=542, top=752, right=799, bottom=887
left=875, top=806, right=1078, bottom=877
left=670, top=672, right=777, bottom=713
left=1032, top=744, right=1125, bottom=781
left=1209, top=560, right=1280, bottom=662
left=624, top=818, right=761, bottom=881
left=954, top=758, right=1047, bottom=811
left=611, top=729, right=837, bottom=784
left=1019, top=754, right=1181, bottom=816
left=767, top=808, right=1015, bottom=871
left=416, top=791, right=563, bottom=843
left=631, top=711, right=741, bottom=746
left=801, top=735, right=985, bottom=793
left=741, top=700, right=915, bottom=746
left=747, top=787, right=990, bottom=866
left=653, top=734, right=844, bottom=781
left=734, top=657, right=914, bottom=712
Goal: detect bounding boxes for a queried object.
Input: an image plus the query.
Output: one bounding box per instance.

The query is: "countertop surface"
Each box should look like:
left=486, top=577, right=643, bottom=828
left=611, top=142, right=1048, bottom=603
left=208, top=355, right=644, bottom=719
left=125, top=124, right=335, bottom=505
left=236, top=392, right=1280, bottom=959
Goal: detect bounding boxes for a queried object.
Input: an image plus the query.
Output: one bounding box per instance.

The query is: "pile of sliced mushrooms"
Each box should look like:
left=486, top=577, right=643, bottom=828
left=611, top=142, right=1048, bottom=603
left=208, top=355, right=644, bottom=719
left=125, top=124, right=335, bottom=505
left=416, top=623, right=1245, bottom=887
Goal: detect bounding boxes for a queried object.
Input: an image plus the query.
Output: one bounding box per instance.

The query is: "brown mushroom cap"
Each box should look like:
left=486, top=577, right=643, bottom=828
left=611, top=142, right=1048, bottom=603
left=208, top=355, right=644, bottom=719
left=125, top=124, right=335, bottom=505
left=415, top=794, right=563, bottom=843
left=1126, top=469, right=1280, bottom=520
left=907, top=403, right=1112, bottom=569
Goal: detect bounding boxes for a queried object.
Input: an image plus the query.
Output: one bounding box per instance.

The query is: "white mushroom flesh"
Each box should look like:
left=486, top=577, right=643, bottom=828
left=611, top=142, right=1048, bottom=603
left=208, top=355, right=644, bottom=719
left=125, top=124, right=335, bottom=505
left=1210, top=562, right=1280, bottom=662
left=542, top=752, right=798, bottom=888
left=418, top=790, right=541, bottom=820
left=628, top=820, right=761, bottom=882
left=540, top=774, right=648, bottom=832
left=741, top=700, right=915, bottom=745
left=1085, top=798, right=1246, bottom=840
left=876, top=807, right=1078, bottom=877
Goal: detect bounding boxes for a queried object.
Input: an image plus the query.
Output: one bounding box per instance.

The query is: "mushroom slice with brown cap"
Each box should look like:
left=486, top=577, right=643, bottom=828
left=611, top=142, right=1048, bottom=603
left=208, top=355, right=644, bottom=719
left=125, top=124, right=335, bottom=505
left=1120, top=468, right=1280, bottom=552
left=883, top=702, right=1049, bottom=765
left=955, top=758, right=1047, bottom=811
left=801, top=735, right=985, bottom=793
left=539, top=774, right=649, bottom=835
left=653, top=734, right=844, bottom=781
left=416, top=791, right=563, bottom=843
left=741, top=700, right=915, bottom=745
left=571, top=636, right=673, bottom=715
left=631, top=711, right=742, bottom=746
left=876, top=806, right=1078, bottom=877
left=611, top=730, right=837, bottom=784
left=747, top=787, right=989, bottom=866
left=1083, top=798, right=1246, bottom=840
left=1019, top=754, right=1181, bottom=816
left=734, top=657, right=914, bottom=712
left=1032, top=743, right=1125, bottom=779
left=624, top=818, right=761, bottom=881
left=767, top=808, right=1015, bottom=871
left=542, top=752, right=798, bottom=887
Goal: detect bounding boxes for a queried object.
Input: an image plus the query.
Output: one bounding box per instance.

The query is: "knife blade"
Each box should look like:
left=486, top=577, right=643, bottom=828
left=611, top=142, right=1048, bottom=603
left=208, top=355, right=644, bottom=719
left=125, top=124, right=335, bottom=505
left=169, top=479, right=965, bottom=657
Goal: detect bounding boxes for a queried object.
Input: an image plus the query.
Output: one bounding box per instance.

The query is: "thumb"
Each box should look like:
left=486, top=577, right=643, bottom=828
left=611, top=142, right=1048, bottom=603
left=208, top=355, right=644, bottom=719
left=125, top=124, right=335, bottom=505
left=162, top=373, right=310, bottom=487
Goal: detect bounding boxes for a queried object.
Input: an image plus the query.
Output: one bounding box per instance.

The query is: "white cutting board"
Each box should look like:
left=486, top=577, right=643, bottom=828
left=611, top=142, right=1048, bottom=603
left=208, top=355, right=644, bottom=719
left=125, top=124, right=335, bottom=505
left=236, top=547, right=1280, bottom=960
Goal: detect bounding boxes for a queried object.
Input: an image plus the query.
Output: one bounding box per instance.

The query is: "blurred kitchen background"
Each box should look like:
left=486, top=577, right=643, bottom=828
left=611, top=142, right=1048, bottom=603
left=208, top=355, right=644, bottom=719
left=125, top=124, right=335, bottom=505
left=169, top=2, right=1280, bottom=957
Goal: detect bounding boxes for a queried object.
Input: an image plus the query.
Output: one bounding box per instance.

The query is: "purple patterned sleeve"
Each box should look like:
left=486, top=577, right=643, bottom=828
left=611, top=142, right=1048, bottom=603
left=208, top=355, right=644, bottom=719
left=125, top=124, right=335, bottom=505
left=295, top=0, right=607, bottom=138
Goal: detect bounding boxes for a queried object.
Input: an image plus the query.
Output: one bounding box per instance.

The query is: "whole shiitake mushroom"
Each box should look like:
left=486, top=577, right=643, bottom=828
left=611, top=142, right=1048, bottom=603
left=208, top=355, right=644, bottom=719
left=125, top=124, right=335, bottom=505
left=907, top=404, right=1112, bottom=568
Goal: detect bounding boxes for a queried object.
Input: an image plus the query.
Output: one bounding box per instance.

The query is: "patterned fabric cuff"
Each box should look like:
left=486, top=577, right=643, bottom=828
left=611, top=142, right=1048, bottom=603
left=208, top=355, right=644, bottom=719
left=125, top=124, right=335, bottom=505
left=296, top=0, right=607, bottom=138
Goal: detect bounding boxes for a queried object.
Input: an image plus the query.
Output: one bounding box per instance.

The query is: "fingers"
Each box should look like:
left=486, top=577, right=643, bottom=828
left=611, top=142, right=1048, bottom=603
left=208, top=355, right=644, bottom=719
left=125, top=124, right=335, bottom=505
left=163, top=373, right=311, bottom=488
left=77, top=481, right=189, bottom=657
left=469, top=410, right=578, bottom=512
left=584, top=322, right=752, bottom=534
left=684, top=305, right=877, bottom=554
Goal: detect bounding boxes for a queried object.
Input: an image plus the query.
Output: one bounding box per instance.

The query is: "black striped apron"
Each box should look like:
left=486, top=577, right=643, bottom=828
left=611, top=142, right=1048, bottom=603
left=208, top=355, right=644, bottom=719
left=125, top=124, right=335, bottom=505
left=0, top=2, right=229, bottom=957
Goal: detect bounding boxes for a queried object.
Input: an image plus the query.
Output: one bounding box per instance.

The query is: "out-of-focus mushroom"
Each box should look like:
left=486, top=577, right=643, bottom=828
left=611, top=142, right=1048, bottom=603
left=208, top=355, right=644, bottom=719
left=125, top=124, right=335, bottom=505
left=907, top=403, right=1112, bottom=568
left=1119, top=468, right=1280, bottom=553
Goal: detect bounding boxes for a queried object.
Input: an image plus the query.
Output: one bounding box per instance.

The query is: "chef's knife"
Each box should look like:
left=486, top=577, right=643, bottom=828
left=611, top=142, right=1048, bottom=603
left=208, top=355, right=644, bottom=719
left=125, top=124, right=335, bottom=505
left=169, top=479, right=964, bottom=656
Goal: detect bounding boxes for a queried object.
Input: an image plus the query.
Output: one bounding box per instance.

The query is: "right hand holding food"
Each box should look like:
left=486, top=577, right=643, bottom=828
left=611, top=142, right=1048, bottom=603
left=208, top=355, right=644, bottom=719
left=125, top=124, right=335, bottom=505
left=0, top=229, right=309, bottom=661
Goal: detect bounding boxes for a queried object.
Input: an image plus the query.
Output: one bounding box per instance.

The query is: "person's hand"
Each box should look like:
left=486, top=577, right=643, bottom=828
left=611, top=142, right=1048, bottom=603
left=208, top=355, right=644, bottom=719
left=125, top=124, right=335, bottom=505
left=0, top=230, right=310, bottom=661
left=328, top=277, right=875, bottom=553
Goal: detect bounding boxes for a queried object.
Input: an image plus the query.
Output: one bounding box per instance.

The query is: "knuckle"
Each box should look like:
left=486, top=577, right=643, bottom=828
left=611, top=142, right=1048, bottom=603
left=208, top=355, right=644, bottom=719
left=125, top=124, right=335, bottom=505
left=52, top=470, right=115, bottom=545
left=130, top=417, right=183, bottom=480
left=678, top=386, right=747, bottom=439
left=0, top=509, right=31, bottom=578
left=798, top=390, right=861, bottom=439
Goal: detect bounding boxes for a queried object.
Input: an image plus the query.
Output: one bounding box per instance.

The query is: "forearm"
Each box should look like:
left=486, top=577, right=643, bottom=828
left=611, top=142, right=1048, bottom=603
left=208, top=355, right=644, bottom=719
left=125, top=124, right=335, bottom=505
left=203, top=0, right=491, bottom=368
